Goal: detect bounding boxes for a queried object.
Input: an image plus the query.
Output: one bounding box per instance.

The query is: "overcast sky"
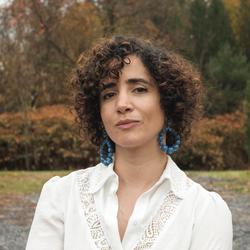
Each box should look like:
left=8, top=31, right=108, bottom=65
left=0, top=0, right=10, bottom=7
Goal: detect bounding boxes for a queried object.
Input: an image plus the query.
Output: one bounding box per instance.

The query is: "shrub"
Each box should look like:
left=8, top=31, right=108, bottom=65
left=0, top=105, right=248, bottom=170
left=176, top=111, right=248, bottom=170
left=0, top=105, right=98, bottom=170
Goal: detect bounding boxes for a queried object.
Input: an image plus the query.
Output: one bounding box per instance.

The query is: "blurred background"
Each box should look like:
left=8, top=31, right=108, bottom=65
left=0, top=0, right=249, bottom=171
left=0, top=0, right=249, bottom=249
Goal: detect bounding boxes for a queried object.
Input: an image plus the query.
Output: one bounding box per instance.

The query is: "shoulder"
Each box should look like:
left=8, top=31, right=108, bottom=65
left=190, top=182, right=232, bottom=233
left=42, top=165, right=99, bottom=189
left=40, top=164, right=102, bottom=196
left=187, top=183, right=233, bottom=249
left=193, top=183, right=232, bottom=218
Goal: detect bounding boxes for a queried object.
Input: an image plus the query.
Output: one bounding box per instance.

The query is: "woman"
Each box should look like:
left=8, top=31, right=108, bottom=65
left=26, top=36, right=232, bottom=250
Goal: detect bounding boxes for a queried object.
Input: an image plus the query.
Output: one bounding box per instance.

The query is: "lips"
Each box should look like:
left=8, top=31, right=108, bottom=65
left=116, top=121, right=140, bottom=129
left=116, top=119, right=139, bottom=126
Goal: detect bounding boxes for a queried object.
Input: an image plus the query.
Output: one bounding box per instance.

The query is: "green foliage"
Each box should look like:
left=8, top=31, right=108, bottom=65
left=190, top=0, right=210, bottom=66
left=237, top=0, right=250, bottom=60
left=245, top=80, right=250, bottom=157
left=190, top=0, right=234, bottom=71
left=206, top=43, right=250, bottom=114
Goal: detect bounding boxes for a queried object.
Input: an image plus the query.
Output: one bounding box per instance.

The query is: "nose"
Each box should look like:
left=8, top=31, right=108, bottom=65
left=116, top=91, right=133, bottom=114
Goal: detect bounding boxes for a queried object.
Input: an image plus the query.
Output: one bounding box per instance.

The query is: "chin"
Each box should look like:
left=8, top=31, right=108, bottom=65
left=115, top=138, right=147, bottom=149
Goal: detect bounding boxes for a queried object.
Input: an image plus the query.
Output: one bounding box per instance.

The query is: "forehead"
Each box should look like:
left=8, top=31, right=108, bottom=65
left=123, top=55, right=149, bottom=73
left=101, top=55, right=153, bottom=84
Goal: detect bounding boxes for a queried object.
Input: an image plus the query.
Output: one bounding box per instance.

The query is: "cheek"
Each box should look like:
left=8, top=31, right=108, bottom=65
left=152, top=108, right=165, bottom=127
left=100, top=106, right=112, bottom=128
left=100, top=106, right=106, bottom=125
left=145, top=99, right=165, bottom=123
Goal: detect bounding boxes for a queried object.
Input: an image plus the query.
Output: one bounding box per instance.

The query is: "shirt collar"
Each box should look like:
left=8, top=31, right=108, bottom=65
left=88, top=155, right=191, bottom=199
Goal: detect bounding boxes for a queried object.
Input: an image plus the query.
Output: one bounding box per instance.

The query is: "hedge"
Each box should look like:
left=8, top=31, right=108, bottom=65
left=0, top=105, right=248, bottom=170
left=176, top=111, right=248, bottom=170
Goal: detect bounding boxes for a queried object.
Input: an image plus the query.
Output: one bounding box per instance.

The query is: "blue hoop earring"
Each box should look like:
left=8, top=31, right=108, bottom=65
left=100, top=131, right=114, bottom=166
left=158, top=122, right=181, bottom=155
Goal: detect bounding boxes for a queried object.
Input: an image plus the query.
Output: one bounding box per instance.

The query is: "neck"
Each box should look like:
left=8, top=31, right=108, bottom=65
left=114, top=139, right=168, bottom=189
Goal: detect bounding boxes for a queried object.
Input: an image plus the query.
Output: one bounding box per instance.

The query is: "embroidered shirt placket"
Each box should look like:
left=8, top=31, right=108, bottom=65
left=77, top=169, right=193, bottom=250
left=133, top=191, right=182, bottom=249
left=77, top=171, right=112, bottom=250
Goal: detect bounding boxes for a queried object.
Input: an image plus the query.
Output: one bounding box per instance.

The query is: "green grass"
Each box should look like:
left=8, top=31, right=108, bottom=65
left=186, top=170, right=250, bottom=180
left=187, top=170, right=250, bottom=194
left=0, top=170, right=249, bottom=195
left=0, top=171, right=70, bottom=195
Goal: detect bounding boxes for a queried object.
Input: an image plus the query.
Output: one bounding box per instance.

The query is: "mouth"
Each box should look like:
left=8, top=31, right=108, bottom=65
left=116, top=121, right=140, bottom=129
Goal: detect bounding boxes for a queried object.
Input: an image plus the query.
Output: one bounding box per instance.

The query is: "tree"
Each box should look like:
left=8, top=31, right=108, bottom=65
left=206, top=43, right=250, bottom=114
left=244, top=80, right=250, bottom=158
left=237, top=0, right=250, bottom=60
left=0, top=0, right=103, bottom=112
left=189, top=0, right=234, bottom=73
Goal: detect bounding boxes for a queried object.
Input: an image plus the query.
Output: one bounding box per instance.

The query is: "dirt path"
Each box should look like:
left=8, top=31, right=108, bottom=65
left=0, top=178, right=249, bottom=250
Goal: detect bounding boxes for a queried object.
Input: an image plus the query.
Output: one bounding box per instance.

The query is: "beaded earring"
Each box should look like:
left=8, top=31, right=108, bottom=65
left=158, top=119, right=181, bottom=155
left=100, top=130, right=114, bottom=166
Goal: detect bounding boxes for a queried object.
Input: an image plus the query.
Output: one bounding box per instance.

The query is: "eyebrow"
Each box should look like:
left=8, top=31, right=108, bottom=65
left=126, top=78, right=151, bottom=85
left=100, top=78, right=152, bottom=91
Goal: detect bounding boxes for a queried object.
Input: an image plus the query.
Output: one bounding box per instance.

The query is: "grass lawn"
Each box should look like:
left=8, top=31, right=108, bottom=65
left=187, top=170, right=250, bottom=194
left=0, top=171, right=71, bottom=195
left=0, top=170, right=249, bottom=195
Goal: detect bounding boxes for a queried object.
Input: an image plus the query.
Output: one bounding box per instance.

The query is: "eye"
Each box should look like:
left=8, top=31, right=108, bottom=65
left=134, top=87, right=147, bottom=93
left=102, top=92, right=115, bottom=100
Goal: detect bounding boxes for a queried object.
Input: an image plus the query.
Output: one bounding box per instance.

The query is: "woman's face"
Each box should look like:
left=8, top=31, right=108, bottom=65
left=100, top=55, right=165, bottom=149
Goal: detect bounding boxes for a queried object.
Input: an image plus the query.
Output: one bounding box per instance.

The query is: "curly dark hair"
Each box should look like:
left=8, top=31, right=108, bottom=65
left=71, top=36, right=204, bottom=148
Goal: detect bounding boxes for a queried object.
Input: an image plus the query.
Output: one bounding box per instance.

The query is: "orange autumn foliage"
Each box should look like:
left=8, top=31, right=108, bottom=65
left=176, top=111, right=248, bottom=170
left=0, top=105, right=248, bottom=170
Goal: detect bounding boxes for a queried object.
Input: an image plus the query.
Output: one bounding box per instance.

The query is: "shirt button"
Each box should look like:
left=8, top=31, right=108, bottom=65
left=133, top=221, right=138, bottom=226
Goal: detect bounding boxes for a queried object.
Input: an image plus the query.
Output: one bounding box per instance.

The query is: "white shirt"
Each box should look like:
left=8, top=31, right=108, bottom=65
left=26, top=155, right=233, bottom=250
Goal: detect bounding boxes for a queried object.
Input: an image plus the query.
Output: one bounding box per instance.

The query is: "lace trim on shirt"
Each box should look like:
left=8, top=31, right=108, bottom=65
left=77, top=169, right=193, bottom=250
left=77, top=170, right=112, bottom=250
left=134, top=177, right=193, bottom=249
left=134, top=191, right=181, bottom=249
